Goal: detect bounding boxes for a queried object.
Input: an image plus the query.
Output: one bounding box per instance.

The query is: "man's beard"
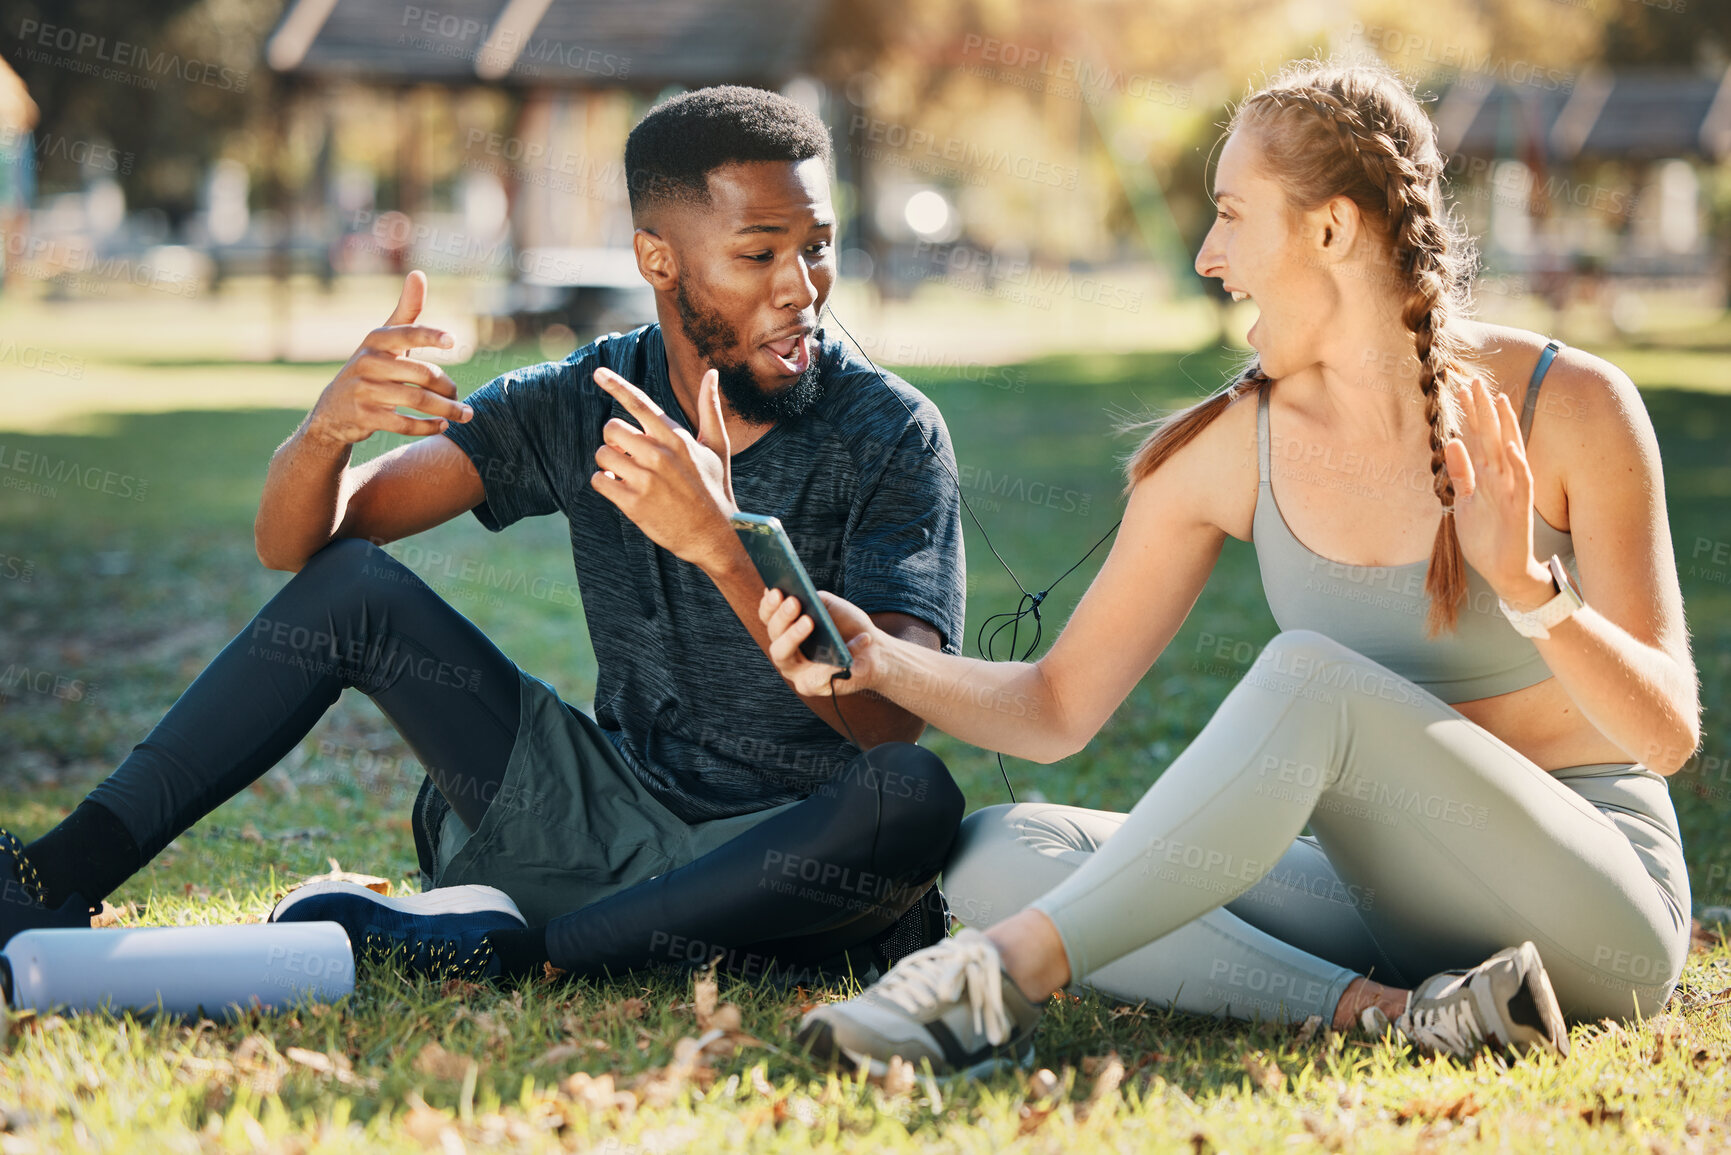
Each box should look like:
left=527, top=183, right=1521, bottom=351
left=674, top=281, right=824, bottom=425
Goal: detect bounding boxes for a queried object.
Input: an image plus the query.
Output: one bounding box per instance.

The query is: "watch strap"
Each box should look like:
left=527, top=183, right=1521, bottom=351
left=1498, top=555, right=1583, bottom=639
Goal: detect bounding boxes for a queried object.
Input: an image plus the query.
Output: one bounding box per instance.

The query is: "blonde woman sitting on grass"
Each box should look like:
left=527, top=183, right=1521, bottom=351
left=758, top=60, right=1699, bottom=1074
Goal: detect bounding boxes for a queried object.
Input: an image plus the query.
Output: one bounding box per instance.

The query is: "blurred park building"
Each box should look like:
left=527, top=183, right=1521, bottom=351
left=1440, top=68, right=1731, bottom=322
left=5, top=0, right=1731, bottom=347
left=260, top=0, right=827, bottom=337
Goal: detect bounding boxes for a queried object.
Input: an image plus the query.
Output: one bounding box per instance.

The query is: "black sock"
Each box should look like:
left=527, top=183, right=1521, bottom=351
left=485, top=924, right=552, bottom=979
left=22, top=800, right=142, bottom=909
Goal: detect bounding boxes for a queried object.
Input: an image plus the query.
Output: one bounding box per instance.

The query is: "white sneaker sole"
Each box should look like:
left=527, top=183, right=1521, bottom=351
left=271, top=881, right=525, bottom=924
left=803, top=1016, right=1035, bottom=1081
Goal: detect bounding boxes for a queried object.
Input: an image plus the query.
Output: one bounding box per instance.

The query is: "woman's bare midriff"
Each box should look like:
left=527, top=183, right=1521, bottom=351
left=1453, top=676, right=1635, bottom=771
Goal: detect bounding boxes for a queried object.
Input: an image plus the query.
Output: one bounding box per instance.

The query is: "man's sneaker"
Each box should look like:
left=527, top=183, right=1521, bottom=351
left=796, top=927, right=1045, bottom=1078
left=1364, top=941, right=1570, bottom=1059
left=270, top=881, right=526, bottom=981
left=0, top=827, right=91, bottom=948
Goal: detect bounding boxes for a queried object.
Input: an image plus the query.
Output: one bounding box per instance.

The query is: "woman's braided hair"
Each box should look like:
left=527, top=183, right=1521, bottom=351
left=1126, top=59, right=1476, bottom=636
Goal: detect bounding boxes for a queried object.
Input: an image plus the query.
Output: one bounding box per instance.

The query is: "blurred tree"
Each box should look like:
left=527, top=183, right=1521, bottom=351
left=1600, top=3, right=1731, bottom=69
left=5, top=0, right=282, bottom=224
left=807, top=0, right=1618, bottom=285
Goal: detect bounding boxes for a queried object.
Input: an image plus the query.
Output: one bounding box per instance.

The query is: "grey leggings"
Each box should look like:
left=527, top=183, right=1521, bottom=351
left=944, top=630, right=1691, bottom=1025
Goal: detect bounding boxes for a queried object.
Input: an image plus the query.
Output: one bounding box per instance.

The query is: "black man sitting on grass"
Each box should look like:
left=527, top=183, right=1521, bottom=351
left=0, top=86, right=967, bottom=985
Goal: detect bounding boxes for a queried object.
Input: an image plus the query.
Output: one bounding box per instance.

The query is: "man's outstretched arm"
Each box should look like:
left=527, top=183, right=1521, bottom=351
left=255, top=271, right=483, bottom=571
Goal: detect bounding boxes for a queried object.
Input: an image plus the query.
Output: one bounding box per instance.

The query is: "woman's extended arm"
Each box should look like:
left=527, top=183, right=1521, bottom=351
left=1447, top=364, right=1701, bottom=774
left=760, top=421, right=1235, bottom=763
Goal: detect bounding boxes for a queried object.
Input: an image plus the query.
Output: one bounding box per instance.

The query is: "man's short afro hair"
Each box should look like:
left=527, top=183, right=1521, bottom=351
left=625, top=85, right=832, bottom=217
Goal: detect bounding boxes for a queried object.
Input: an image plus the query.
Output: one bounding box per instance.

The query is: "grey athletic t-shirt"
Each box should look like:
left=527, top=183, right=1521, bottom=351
left=441, top=324, right=965, bottom=822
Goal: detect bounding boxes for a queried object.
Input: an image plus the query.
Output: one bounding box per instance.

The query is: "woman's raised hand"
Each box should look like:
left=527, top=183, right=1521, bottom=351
left=1442, top=376, right=1550, bottom=601
left=758, top=587, right=881, bottom=696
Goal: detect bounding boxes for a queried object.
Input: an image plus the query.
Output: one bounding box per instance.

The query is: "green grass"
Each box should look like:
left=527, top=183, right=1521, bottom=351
left=2, top=340, right=1730, bottom=1152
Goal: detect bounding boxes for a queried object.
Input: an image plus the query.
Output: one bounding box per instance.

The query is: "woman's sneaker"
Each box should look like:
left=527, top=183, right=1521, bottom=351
left=1363, top=941, right=1570, bottom=1059
left=796, top=927, right=1045, bottom=1078
left=0, top=827, right=91, bottom=948
left=270, top=881, right=526, bottom=981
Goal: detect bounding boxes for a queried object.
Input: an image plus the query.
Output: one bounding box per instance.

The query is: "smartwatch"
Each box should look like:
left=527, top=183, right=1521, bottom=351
left=1498, top=554, right=1584, bottom=640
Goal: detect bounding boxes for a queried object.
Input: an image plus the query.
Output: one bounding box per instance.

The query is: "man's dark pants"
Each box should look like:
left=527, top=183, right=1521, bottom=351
left=79, top=539, right=962, bottom=978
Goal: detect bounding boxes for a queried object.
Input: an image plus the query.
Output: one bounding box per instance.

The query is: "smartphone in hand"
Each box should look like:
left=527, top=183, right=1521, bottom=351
left=731, top=512, right=854, bottom=671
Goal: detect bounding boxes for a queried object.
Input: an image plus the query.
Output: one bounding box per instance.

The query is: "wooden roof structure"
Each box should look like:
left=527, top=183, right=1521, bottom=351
left=1435, top=68, right=1731, bottom=162
left=266, top=0, right=825, bottom=88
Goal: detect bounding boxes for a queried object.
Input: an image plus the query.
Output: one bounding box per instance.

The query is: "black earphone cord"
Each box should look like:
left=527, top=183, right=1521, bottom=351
left=818, top=308, right=1122, bottom=803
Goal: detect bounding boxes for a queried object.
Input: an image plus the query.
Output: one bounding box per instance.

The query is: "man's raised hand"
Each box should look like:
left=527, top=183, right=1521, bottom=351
left=591, top=365, right=738, bottom=570
left=305, top=270, right=472, bottom=449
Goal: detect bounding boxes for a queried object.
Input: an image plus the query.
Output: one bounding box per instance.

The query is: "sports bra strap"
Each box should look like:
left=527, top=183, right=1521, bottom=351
left=1520, top=339, right=1565, bottom=444
left=1256, top=382, right=1271, bottom=488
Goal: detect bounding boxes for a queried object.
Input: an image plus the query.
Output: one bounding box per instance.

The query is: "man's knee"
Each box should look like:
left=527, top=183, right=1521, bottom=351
left=290, top=538, right=418, bottom=607
left=295, top=536, right=383, bottom=588
left=860, top=742, right=964, bottom=846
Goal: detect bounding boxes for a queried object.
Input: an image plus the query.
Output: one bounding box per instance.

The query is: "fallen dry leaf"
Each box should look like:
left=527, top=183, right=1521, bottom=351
left=1018, top=1103, right=1056, bottom=1135
left=1690, top=919, right=1724, bottom=954
left=280, top=861, right=392, bottom=899
left=414, top=1042, right=475, bottom=1082
left=879, top=1055, right=916, bottom=1098
left=399, top=1091, right=455, bottom=1149
left=563, top=1070, right=636, bottom=1114
left=1242, top=1051, right=1285, bottom=1094
left=1295, top=1015, right=1324, bottom=1046
left=696, top=1025, right=763, bottom=1059
left=632, top=1036, right=719, bottom=1108
left=1397, top=1092, right=1480, bottom=1123
left=89, top=900, right=136, bottom=928
left=284, top=1046, right=335, bottom=1075
left=1650, top=1014, right=1687, bottom=1064
left=285, top=1045, right=372, bottom=1090
left=694, top=960, right=720, bottom=1023
left=749, top=1064, right=777, bottom=1098
left=1079, top=1052, right=1125, bottom=1122
left=690, top=961, right=746, bottom=1032
left=1026, top=1067, right=1060, bottom=1100
left=1124, top=1049, right=1172, bottom=1080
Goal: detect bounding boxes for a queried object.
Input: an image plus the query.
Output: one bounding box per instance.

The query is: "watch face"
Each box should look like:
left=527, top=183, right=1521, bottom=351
left=1547, top=555, right=1583, bottom=606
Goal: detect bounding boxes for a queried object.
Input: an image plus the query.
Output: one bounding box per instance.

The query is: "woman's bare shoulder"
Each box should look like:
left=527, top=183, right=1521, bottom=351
left=1463, top=321, right=1658, bottom=526
left=1461, top=320, right=1644, bottom=433
left=1134, top=382, right=1264, bottom=543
